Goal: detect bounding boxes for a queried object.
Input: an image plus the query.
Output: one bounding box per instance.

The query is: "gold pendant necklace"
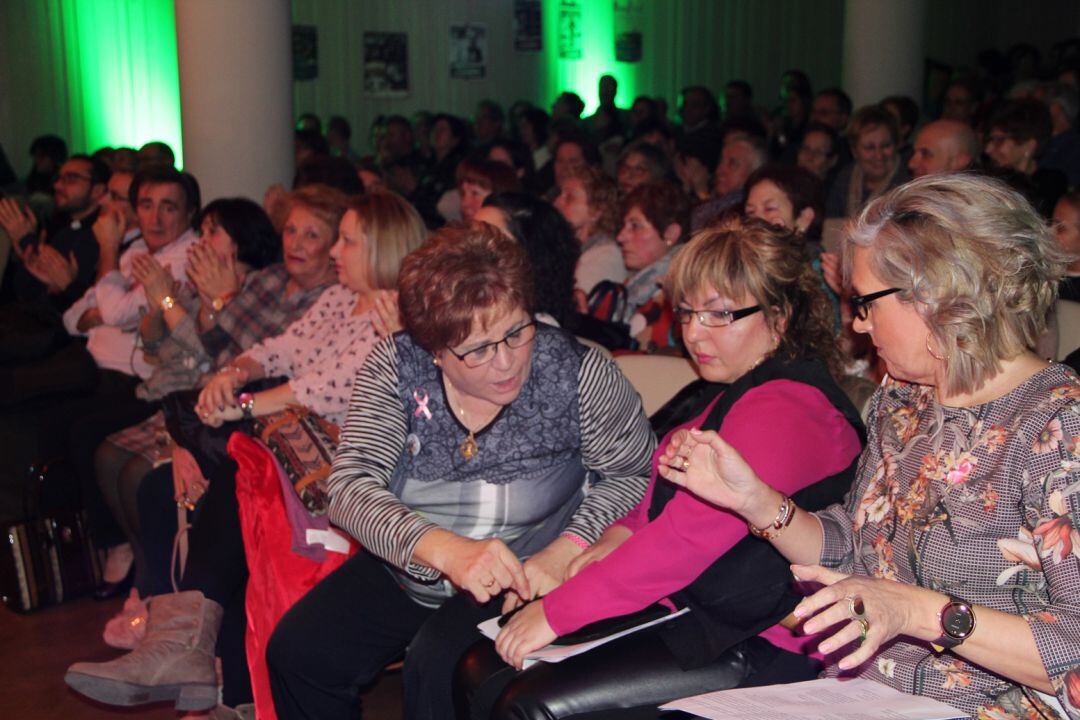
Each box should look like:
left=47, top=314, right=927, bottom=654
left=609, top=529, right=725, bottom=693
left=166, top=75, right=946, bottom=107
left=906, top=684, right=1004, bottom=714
left=448, top=382, right=480, bottom=460
left=460, top=430, right=479, bottom=460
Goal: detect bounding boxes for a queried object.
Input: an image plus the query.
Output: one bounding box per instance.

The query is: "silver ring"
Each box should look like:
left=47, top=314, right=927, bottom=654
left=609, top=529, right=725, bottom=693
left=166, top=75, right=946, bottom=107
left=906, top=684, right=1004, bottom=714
left=846, top=595, right=866, bottom=621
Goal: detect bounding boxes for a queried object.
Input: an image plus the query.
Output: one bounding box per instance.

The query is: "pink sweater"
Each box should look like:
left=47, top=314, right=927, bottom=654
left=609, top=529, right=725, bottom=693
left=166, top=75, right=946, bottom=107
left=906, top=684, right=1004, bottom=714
left=542, top=380, right=862, bottom=655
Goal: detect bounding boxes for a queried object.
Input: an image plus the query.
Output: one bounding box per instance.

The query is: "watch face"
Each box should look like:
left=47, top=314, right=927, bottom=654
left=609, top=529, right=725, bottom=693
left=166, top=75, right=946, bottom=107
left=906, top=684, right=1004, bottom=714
left=942, top=602, right=975, bottom=639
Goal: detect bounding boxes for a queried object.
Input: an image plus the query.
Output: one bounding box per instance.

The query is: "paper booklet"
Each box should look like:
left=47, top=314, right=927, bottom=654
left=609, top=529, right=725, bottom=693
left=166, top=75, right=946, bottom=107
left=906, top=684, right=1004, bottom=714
left=477, top=607, right=689, bottom=669
left=659, top=677, right=968, bottom=720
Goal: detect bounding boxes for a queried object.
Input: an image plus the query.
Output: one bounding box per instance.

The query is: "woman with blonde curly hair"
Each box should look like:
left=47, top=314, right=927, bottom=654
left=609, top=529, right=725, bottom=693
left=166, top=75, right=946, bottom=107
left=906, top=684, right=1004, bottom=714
left=456, top=215, right=865, bottom=719
left=553, top=164, right=625, bottom=298
left=661, top=174, right=1080, bottom=719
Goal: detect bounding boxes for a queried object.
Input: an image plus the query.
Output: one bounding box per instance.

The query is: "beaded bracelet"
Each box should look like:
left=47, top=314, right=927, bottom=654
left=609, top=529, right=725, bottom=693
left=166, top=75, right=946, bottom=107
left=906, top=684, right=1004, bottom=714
left=560, top=531, right=590, bottom=550
left=747, top=495, right=796, bottom=540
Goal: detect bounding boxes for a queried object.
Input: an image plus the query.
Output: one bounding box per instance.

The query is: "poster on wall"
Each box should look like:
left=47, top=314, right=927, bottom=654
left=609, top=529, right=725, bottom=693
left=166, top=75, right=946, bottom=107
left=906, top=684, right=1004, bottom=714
left=450, top=24, right=488, bottom=79
left=513, top=0, right=542, bottom=51
left=558, top=0, right=582, bottom=60
left=292, top=25, right=318, bottom=80
left=363, top=32, right=409, bottom=98
left=615, top=32, right=642, bottom=62
left=613, top=0, right=643, bottom=63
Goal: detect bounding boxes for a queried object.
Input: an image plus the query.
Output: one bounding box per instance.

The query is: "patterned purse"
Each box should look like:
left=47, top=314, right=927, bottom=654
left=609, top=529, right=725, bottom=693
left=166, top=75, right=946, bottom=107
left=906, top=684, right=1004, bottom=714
left=253, top=407, right=340, bottom=516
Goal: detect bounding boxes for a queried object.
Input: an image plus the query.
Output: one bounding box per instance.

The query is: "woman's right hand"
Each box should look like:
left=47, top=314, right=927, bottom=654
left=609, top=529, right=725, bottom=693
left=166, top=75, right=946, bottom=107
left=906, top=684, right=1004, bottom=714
left=171, top=447, right=209, bottom=508
left=820, top=251, right=844, bottom=297
left=195, top=367, right=245, bottom=422
left=564, top=525, right=632, bottom=580
left=427, top=532, right=531, bottom=605
left=657, top=429, right=771, bottom=519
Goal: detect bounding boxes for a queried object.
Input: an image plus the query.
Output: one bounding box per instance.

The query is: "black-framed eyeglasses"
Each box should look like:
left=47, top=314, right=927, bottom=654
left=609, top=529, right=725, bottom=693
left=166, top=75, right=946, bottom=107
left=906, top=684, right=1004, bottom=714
left=445, top=322, right=537, bottom=368
left=848, top=288, right=901, bottom=321
left=674, top=305, right=761, bottom=328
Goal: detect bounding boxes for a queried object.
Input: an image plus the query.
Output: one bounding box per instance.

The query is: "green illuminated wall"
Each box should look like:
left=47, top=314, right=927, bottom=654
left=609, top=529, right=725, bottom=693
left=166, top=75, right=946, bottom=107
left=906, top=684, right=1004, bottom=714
left=540, top=1, right=635, bottom=115
left=36, top=0, right=184, bottom=166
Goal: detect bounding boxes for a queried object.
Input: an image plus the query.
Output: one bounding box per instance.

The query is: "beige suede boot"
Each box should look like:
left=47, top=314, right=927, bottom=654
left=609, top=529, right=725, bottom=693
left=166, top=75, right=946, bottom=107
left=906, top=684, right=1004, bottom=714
left=65, top=590, right=223, bottom=711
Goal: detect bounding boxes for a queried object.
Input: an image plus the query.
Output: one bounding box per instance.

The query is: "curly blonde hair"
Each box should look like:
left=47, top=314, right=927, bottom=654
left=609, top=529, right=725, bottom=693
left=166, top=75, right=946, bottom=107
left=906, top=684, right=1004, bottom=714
left=667, top=215, right=845, bottom=378
left=843, top=173, right=1067, bottom=396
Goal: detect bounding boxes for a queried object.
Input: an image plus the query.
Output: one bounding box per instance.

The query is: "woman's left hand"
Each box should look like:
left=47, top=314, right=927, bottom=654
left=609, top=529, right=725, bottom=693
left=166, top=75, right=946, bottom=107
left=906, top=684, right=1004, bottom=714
left=791, top=564, right=937, bottom=671
left=495, top=600, right=557, bottom=669
left=198, top=403, right=243, bottom=428
left=187, top=240, right=238, bottom=301
left=501, top=536, right=581, bottom=613
left=372, top=289, right=402, bottom=337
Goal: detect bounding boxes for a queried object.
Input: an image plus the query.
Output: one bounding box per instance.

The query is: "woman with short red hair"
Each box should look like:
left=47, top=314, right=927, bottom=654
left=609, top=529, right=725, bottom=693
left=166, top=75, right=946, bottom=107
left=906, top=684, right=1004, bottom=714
left=266, top=222, right=655, bottom=719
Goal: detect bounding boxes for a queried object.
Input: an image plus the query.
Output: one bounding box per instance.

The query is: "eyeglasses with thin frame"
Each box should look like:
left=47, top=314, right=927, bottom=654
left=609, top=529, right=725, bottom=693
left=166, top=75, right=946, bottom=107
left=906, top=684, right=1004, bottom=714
left=445, top=322, right=537, bottom=368
left=674, top=305, right=762, bottom=328
left=848, top=287, right=901, bottom=321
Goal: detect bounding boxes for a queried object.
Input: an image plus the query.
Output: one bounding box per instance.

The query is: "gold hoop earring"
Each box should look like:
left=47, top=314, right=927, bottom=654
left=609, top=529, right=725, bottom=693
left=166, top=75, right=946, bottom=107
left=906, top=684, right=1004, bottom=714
left=926, top=333, right=949, bottom=362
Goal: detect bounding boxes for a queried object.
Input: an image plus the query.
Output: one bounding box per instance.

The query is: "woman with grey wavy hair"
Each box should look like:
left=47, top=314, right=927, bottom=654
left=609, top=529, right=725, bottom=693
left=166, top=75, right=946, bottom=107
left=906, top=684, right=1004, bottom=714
left=659, top=174, right=1080, bottom=718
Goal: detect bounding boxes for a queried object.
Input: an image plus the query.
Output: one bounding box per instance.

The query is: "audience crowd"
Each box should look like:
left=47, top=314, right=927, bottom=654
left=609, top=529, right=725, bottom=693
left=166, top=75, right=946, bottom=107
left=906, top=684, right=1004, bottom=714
left=2, top=38, right=1080, bottom=720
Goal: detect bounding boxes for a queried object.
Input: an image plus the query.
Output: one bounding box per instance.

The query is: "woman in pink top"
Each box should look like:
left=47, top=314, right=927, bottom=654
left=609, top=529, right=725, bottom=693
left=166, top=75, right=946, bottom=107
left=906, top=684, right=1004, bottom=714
left=455, top=215, right=864, bottom=719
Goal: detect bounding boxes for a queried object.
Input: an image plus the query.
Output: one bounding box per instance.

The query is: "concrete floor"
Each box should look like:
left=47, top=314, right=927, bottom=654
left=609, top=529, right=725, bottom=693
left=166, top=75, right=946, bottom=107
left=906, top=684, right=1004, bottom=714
left=0, top=595, right=404, bottom=719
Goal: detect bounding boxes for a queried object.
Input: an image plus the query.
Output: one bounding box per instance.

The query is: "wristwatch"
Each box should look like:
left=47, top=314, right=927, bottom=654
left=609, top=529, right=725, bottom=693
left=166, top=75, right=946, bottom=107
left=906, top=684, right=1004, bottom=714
left=237, top=392, right=255, bottom=420
left=160, top=295, right=176, bottom=311
left=211, top=293, right=234, bottom=313
left=930, top=595, right=976, bottom=652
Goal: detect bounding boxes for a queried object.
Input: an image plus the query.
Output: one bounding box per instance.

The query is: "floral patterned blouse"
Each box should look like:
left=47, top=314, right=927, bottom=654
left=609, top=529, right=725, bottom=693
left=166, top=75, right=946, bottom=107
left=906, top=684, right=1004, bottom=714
left=242, top=284, right=379, bottom=426
left=818, top=364, right=1080, bottom=719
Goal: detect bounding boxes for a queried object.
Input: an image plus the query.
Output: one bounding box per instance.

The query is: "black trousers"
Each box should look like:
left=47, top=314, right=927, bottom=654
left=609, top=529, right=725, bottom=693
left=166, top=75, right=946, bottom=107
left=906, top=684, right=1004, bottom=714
left=267, top=549, right=503, bottom=719
left=454, top=629, right=821, bottom=720
left=136, top=457, right=253, bottom=706
left=134, top=463, right=181, bottom=597
left=177, top=457, right=253, bottom=707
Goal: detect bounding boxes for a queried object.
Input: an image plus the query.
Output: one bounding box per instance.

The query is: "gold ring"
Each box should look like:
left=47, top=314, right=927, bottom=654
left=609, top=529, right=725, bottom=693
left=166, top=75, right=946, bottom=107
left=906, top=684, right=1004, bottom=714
left=682, top=457, right=691, bottom=471
left=856, top=617, right=869, bottom=642
left=483, top=579, right=495, bottom=588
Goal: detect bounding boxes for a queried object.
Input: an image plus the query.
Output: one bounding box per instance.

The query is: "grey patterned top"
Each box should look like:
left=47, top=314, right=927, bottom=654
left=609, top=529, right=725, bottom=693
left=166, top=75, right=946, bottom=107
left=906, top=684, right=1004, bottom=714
left=819, top=365, right=1080, bottom=719
left=328, top=325, right=655, bottom=607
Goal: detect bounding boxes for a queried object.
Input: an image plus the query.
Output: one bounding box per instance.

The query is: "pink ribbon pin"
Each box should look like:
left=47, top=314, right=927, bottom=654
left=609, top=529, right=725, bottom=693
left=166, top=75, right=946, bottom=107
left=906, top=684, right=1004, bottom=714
left=413, top=389, right=432, bottom=420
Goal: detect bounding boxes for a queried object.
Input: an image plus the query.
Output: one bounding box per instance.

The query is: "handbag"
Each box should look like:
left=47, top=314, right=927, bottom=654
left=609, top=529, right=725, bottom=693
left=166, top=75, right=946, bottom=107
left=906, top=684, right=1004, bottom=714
left=0, top=459, right=103, bottom=612
left=252, top=406, right=339, bottom=516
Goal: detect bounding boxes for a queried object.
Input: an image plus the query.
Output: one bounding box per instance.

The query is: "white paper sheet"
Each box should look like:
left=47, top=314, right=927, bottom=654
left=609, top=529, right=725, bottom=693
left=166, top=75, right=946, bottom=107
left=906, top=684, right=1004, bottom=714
left=659, top=677, right=968, bottom=720
left=477, top=607, right=689, bottom=669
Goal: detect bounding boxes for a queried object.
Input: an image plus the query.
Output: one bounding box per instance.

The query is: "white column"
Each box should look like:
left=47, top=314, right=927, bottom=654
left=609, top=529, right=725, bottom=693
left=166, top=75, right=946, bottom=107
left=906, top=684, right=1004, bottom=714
left=842, top=0, right=928, bottom=108
left=174, top=0, right=293, bottom=203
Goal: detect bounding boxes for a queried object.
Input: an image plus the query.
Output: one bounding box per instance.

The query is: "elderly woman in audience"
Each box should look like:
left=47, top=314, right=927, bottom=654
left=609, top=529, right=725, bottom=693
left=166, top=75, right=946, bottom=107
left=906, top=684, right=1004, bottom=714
left=586, top=180, right=690, bottom=352
left=90, top=186, right=341, bottom=606
left=455, top=156, right=521, bottom=222
left=477, top=193, right=580, bottom=328
left=985, top=98, right=1067, bottom=216
left=797, top=121, right=841, bottom=181
left=552, top=165, right=625, bottom=299
left=456, top=215, right=865, bottom=719
left=65, top=190, right=425, bottom=714
left=744, top=164, right=825, bottom=240
left=826, top=105, right=909, bottom=218
left=266, top=223, right=655, bottom=720
left=615, top=140, right=672, bottom=196
left=661, top=174, right=1080, bottom=719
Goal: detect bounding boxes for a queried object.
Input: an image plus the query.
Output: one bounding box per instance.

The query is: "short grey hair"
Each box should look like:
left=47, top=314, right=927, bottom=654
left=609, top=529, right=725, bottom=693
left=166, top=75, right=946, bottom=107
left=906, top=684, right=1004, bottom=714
left=842, top=173, right=1066, bottom=396
left=1046, top=82, right=1079, bottom=125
